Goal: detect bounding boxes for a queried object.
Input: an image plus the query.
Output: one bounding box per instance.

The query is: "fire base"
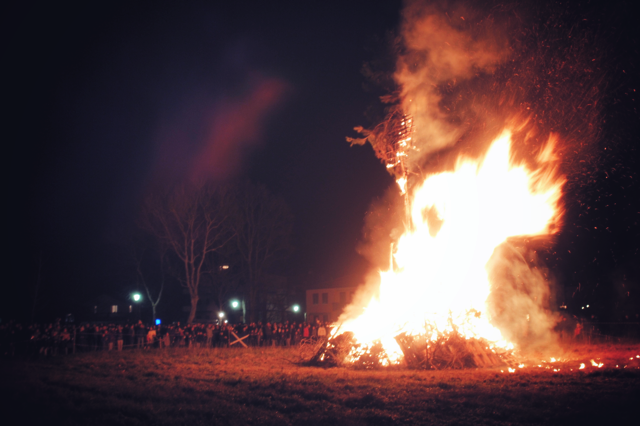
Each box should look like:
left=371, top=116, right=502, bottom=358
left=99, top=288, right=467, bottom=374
left=395, top=332, right=514, bottom=369
left=305, top=330, right=516, bottom=369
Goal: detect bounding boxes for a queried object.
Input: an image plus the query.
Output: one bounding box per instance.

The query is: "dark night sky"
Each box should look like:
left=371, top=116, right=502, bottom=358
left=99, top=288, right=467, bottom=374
left=5, top=0, right=639, bottom=322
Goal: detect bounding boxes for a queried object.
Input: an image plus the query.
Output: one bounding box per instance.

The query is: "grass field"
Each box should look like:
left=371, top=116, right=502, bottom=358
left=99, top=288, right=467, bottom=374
left=1, top=343, right=639, bottom=425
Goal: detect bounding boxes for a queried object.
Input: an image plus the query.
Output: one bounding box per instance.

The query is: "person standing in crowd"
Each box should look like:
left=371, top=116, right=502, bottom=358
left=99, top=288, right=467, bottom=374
left=135, top=321, right=145, bottom=349
left=162, top=326, right=171, bottom=348
left=60, top=328, right=71, bottom=355
left=256, top=322, right=263, bottom=347
left=146, top=326, right=157, bottom=349
left=206, top=324, right=213, bottom=348
left=317, top=322, right=327, bottom=340
left=106, top=326, right=114, bottom=351
left=303, top=322, right=310, bottom=341
left=127, top=324, right=135, bottom=349
left=116, top=326, right=124, bottom=351
left=263, top=322, right=272, bottom=347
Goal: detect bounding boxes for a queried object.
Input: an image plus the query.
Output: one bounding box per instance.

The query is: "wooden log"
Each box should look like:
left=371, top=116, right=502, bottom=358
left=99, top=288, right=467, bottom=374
left=395, top=333, right=428, bottom=369
left=470, top=339, right=493, bottom=367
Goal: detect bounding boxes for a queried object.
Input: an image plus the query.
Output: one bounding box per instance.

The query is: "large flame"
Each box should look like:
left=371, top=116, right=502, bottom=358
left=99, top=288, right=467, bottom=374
left=338, top=129, right=565, bottom=364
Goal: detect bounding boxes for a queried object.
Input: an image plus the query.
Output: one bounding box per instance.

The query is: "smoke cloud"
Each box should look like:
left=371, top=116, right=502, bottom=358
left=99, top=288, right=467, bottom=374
left=396, top=0, right=510, bottom=162
left=486, top=242, right=560, bottom=354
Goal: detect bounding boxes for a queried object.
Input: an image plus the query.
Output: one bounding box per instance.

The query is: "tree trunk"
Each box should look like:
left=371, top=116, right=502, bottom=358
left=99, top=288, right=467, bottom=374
left=248, top=287, right=257, bottom=323
left=187, top=295, right=199, bottom=323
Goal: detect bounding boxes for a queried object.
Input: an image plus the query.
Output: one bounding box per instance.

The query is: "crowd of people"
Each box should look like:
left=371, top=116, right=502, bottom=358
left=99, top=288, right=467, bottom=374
left=0, top=319, right=331, bottom=358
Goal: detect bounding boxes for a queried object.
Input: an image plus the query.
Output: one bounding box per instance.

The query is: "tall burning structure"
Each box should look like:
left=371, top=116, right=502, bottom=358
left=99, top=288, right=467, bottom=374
left=315, top=1, right=603, bottom=369
left=348, top=109, right=415, bottom=226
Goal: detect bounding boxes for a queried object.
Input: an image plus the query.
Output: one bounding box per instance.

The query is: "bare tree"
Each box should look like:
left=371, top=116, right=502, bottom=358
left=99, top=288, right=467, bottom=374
left=230, top=181, right=293, bottom=322
left=130, top=239, right=167, bottom=323
left=202, top=255, right=239, bottom=320
left=140, top=181, right=234, bottom=323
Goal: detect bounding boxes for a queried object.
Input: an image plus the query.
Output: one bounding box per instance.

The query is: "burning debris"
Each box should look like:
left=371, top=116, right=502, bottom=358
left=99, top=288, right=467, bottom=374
left=306, top=322, right=516, bottom=370
left=394, top=331, right=515, bottom=370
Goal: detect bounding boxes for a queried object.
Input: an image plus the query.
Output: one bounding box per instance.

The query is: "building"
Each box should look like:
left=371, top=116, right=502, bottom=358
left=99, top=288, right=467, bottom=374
left=88, top=294, right=137, bottom=322
left=306, top=286, right=356, bottom=323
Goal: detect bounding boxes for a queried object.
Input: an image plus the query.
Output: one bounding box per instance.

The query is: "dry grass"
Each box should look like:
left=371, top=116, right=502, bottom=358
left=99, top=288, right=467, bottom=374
left=1, top=343, right=639, bottom=425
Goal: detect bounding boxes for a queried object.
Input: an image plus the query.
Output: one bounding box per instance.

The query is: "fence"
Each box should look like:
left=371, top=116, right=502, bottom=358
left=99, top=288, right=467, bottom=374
left=0, top=328, right=311, bottom=358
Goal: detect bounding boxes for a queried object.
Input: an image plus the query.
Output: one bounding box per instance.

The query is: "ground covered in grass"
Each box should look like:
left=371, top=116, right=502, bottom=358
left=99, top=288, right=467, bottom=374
left=1, top=343, right=639, bottom=425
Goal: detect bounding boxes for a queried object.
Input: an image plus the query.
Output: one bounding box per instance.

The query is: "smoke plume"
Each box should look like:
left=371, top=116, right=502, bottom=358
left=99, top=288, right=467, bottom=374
left=486, top=242, right=560, bottom=353
left=397, top=0, right=510, bottom=162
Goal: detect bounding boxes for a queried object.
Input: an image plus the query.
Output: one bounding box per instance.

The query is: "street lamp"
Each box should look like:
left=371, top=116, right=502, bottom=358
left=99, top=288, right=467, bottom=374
left=231, top=300, right=239, bottom=309
left=292, top=304, right=300, bottom=313
left=218, top=312, right=225, bottom=319
left=132, top=292, right=142, bottom=321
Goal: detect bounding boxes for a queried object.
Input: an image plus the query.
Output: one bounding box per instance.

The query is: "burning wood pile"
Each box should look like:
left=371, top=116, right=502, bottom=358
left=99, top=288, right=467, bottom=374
left=394, top=331, right=514, bottom=370
left=305, top=323, right=516, bottom=370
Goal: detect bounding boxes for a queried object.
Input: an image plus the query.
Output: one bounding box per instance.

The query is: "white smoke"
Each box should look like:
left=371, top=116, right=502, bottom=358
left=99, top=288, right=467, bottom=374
left=396, top=0, right=510, bottom=162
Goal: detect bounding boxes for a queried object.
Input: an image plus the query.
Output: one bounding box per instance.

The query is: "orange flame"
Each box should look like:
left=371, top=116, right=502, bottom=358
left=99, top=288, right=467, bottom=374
left=337, top=129, right=565, bottom=363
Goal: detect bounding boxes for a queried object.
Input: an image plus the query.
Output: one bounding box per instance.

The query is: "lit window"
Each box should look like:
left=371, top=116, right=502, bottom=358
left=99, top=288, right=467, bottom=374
left=111, top=305, right=118, bottom=313
left=312, top=293, right=319, bottom=304
left=129, top=305, right=133, bottom=313
left=322, top=293, right=328, bottom=304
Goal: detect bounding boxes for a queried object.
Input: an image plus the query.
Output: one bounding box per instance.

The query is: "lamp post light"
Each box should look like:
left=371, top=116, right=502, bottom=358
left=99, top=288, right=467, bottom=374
left=131, top=292, right=142, bottom=321
left=229, top=299, right=244, bottom=323
left=292, top=304, right=300, bottom=313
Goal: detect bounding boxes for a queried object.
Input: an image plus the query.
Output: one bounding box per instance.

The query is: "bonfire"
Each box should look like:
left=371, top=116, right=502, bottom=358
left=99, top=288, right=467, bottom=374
left=308, top=5, right=574, bottom=369
left=309, top=128, right=564, bottom=369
